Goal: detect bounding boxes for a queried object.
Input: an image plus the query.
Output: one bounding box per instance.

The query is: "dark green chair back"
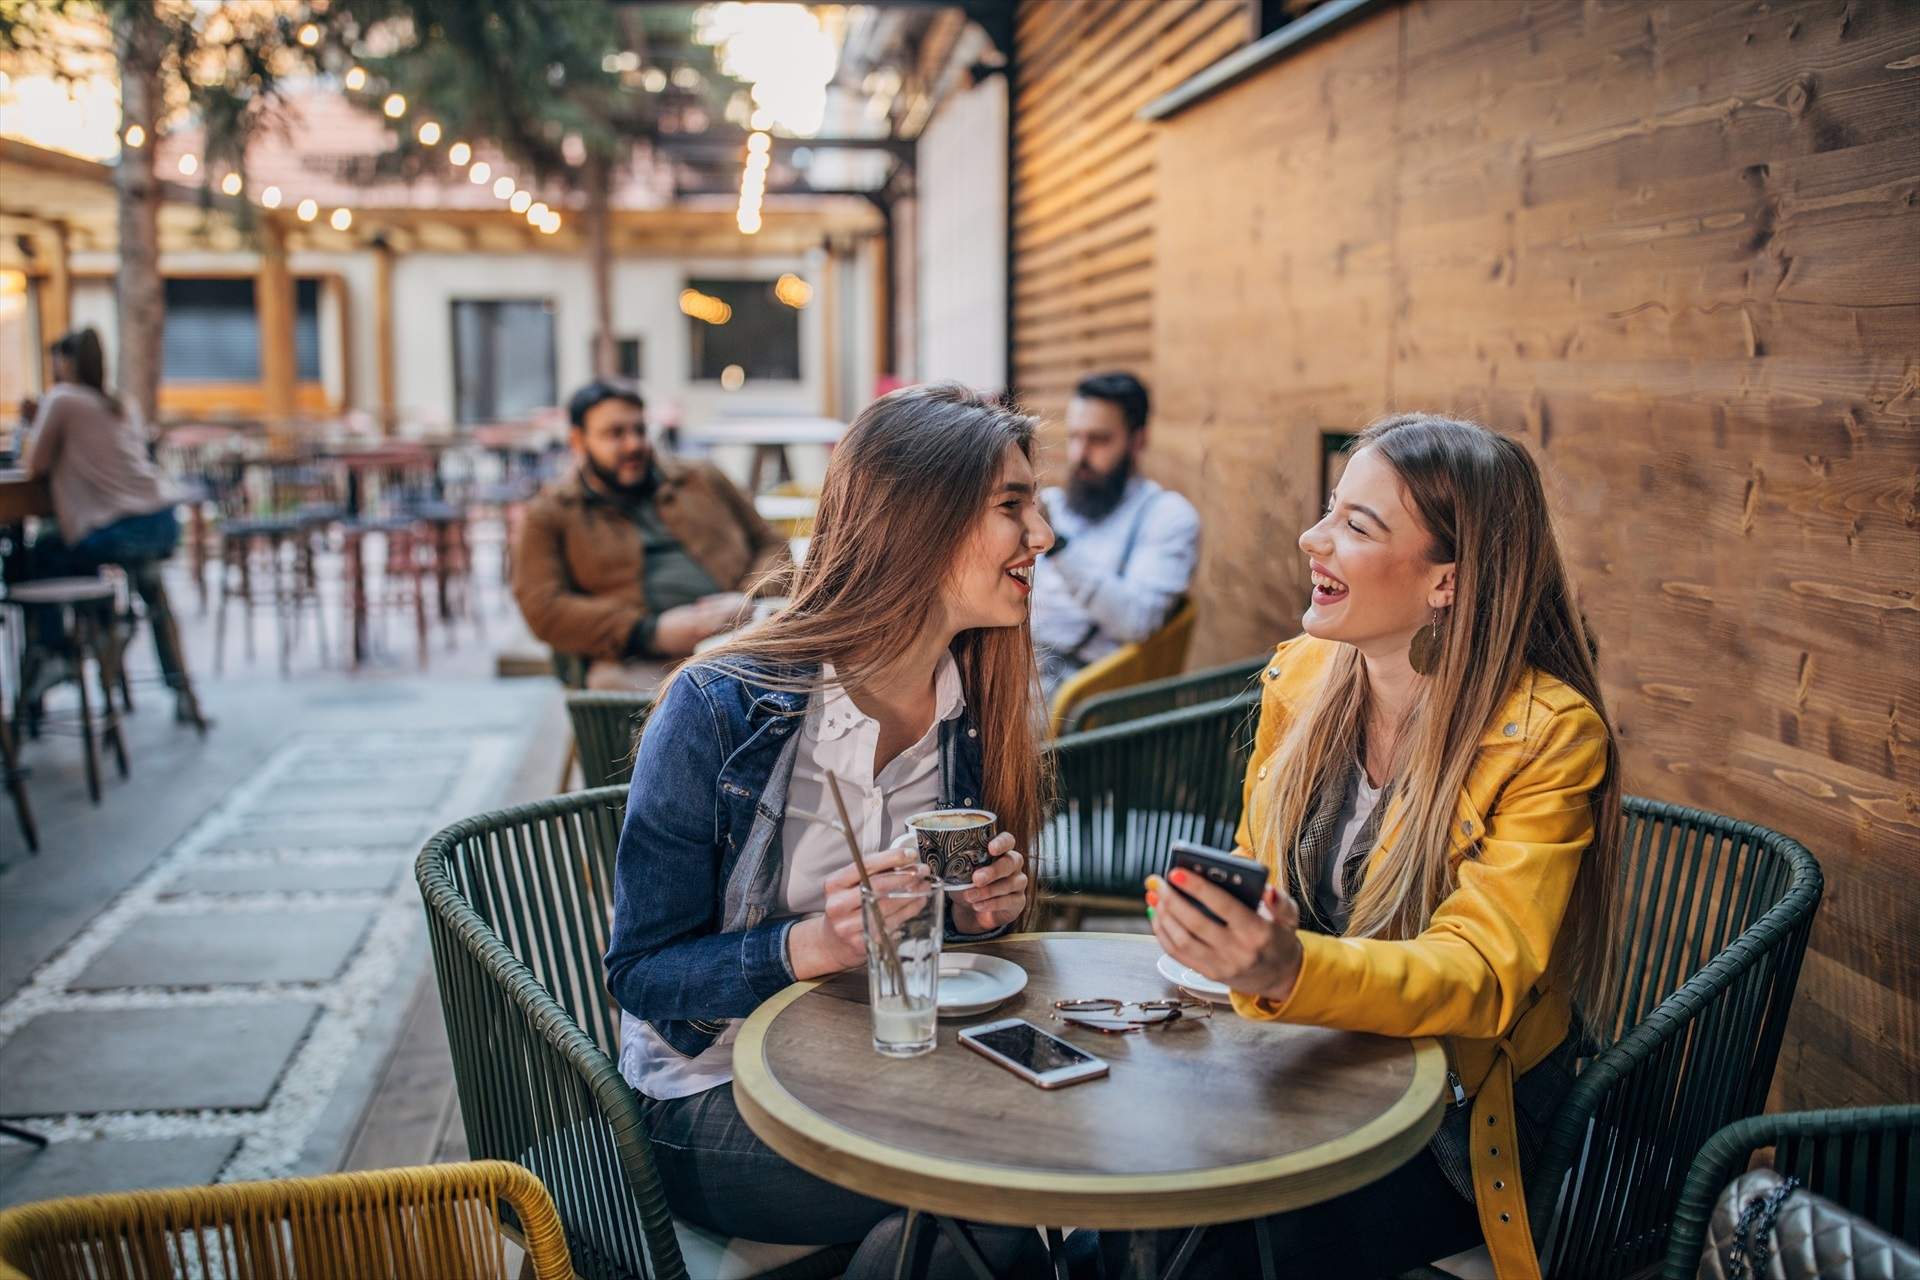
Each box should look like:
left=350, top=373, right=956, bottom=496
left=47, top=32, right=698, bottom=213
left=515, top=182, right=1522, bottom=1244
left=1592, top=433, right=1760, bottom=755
left=1662, top=1106, right=1920, bottom=1276
left=416, top=789, right=674, bottom=1280
left=1042, top=692, right=1261, bottom=903
left=566, top=692, right=656, bottom=791
left=1533, top=799, right=1823, bottom=1279
left=1060, top=654, right=1269, bottom=735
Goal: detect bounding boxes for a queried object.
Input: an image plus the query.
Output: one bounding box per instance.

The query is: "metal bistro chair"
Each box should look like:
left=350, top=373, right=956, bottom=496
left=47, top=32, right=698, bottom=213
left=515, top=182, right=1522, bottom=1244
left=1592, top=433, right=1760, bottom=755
left=1060, top=652, right=1270, bottom=735
left=1504, top=800, right=1825, bottom=1280
left=416, top=789, right=854, bottom=1280
left=1040, top=691, right=1261, bottom=928
left=565, top=690, right=657, bottom=791
left=1661, top=1105, right=1920, bottom=1278
left=0, top=1159, right=573, bottom=1280
left=1047, top=598, right=1199, bottom=736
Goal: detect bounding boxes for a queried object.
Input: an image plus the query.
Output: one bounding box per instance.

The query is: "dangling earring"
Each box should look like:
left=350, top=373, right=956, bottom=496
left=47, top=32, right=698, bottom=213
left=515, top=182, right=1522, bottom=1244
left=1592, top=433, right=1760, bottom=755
left=1408, top=607, right=1445, bottom=675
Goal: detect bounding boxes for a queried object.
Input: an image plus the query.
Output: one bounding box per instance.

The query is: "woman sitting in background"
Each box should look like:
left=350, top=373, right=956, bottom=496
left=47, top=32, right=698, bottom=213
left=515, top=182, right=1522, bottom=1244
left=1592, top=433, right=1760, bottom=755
left=23, top=327, right=205, bottom=729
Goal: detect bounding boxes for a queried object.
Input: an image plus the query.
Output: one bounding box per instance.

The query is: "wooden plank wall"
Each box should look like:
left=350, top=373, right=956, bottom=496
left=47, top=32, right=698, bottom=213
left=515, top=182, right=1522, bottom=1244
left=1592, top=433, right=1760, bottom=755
left=1010, top=0, right=1255, bottom=423
left=1136, top=0, right=1918, bottom=1111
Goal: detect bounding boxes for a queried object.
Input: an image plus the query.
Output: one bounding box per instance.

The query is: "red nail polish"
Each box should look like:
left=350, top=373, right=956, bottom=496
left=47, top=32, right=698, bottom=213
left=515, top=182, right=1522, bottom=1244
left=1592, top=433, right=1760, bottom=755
left=1146, top=891, right=1159, bottom=907
left=1169, top=869, right=1188, bottom=887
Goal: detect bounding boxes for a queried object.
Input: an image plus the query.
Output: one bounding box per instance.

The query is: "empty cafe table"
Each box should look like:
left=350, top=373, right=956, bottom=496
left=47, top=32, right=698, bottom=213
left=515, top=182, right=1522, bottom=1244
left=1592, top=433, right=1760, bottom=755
left=732, top=932, right=1448, bottom=1279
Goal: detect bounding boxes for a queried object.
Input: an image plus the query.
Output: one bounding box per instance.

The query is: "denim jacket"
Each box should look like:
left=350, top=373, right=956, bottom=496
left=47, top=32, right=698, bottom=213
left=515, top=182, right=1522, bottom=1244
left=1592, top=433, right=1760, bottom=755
left=604, top=658, right=995, bottom=1063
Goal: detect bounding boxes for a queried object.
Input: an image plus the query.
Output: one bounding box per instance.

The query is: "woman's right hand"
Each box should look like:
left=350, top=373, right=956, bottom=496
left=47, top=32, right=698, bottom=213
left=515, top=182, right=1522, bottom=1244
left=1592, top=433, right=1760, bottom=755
left=790, top=848, right=929, bottom=977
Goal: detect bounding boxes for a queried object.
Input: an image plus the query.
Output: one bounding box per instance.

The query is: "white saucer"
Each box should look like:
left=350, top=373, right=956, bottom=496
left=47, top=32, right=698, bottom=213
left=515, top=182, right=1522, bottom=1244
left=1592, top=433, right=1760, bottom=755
left=1156, top=951, right=1232, bottom=1004
left=938, top=953, right=1027, bottom=1017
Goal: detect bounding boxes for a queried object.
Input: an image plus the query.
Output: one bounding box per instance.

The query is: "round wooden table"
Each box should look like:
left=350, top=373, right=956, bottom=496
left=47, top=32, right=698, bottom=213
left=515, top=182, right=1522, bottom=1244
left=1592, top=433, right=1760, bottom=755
left=733, top=933, right=1447, bottom=1276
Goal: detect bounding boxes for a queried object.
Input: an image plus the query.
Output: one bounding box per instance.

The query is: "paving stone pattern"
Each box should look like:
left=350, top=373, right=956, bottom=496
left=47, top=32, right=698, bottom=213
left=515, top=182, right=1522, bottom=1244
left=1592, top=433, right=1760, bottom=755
left=0, top=730, right=514, bottom=1204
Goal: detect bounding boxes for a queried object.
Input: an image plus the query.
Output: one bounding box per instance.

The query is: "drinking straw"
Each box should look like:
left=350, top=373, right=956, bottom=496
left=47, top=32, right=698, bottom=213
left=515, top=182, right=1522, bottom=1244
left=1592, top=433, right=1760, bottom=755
left=824, top=771, right=908, bottom=991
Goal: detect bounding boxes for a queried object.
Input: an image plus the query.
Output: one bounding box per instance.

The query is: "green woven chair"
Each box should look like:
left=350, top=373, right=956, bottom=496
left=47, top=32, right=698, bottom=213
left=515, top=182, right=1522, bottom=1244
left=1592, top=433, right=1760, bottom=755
left=565, top=691, right=656, bottom=791
left=416, top=788, right=854, bottom=1280
left=1661, top=1106, right=1920, bottom=1277
left=1059, top=652, right=1270, bottom=735
left=1040, top=691, right=1261, bottom=925
left=1513, top=799, right=1824, bottom=1280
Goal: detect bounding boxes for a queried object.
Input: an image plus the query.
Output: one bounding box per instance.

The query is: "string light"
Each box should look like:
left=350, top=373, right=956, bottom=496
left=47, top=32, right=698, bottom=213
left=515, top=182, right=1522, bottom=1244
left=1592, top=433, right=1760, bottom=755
left=261, top=186, right=282, bottom=208
left=539, top=213, right=561, bottom=234
left=382, top=93, right=406, bottom=119
left=492, top=175, right=514, bottom=199
left=747, top=131, right=770, bottom=156
left=329, top=207, right=352, bottom=231
left=448, top=141, right=471, bottom=166
left=123, top=124, right=145, bottom=148
left=296, top=198, right=318, bottom=222
left=220, top=172, right=242, bottom=196
left=527, top=201, right=549, bottom=221
left=344, top=66, right=367, bottom=91
left=178, top=154, right=198, bottom=175
left=774, top=273, right=811, bottom=308
left=297, top=23, right=320, bottom=47
left=680, top=289, right=732, bottom=325
left=469, top=161, right=491, bottom=184
left=417, top=120, right=441, bottom=146
left=510, top=190, right=532, bottom=212
left=720, top=364, right=746, bottom=391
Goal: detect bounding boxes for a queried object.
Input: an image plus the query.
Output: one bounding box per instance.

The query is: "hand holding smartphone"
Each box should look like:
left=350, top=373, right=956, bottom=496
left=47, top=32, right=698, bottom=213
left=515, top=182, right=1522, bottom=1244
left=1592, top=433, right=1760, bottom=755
left=1165, top=841, right=1270, bottom=925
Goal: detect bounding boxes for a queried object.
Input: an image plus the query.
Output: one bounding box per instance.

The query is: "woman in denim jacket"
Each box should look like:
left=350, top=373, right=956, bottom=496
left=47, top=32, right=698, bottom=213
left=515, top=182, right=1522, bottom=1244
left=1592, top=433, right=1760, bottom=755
left=605, top=383, right=1060, bottom=1277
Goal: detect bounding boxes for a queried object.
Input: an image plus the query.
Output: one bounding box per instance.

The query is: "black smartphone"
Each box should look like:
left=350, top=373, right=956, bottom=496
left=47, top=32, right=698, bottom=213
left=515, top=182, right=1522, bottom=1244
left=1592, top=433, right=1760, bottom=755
left=1165, top=841, right=1270, bottom=925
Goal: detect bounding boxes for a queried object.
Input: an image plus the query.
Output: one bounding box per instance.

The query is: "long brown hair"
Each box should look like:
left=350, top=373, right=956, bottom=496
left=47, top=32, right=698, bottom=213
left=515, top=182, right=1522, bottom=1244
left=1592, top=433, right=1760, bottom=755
left=50, top=328, right=121, bottom=414
left=668, top=382, right=1050, bottom=861
left=1261, top=413, right=1621, bottom=1027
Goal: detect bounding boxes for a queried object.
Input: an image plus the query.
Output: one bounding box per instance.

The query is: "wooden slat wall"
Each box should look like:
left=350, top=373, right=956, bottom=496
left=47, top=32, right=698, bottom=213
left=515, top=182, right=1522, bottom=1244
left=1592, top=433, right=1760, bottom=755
left=1139, top=0, right=1919, bottom=1112
left=1010, top=0, right=1255, bottom=422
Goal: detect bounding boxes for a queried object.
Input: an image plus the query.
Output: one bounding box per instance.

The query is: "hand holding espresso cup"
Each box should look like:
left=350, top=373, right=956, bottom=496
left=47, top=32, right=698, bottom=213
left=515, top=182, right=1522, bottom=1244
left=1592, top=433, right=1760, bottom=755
left=950, top=832, right=1029, bottom=935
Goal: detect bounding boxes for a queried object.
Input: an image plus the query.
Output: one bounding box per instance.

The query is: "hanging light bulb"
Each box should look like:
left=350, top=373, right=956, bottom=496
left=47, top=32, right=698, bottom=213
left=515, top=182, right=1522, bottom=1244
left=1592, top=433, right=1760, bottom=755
left=220, top=172, right=242, bottom=196
left=417, top=120, right=441, bottom=146
left=343, top=66, right=367, bottom=91
left=510, top=190, right=532, bottom=213
left=747, top=131, right=771, bottom=156
left=329, top=208, right=353, bottom=231
left=296, top=198, right=318, bottom=222
left=448, top=142, right=472, bottom=166
left=382, top=93, right=406, bottom=119
left=297, top=23, right=320, bottom=47
left=492, top=175, right=514, bottom=199
left=178, top=154, right=198, bottom=176
left=541, top=211, right=562, bottom=234
left=261, top=186, right=282, bottom=209
left=527, top=202, right=549, bottom=221
left=469, top=161, right=491, bottom=184
left=123, top=124, right=146, bottom=148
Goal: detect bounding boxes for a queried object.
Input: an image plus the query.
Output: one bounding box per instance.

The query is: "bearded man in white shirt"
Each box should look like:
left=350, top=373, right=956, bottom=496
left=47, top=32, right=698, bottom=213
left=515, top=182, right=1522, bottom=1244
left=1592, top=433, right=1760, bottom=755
left=1032, top=372, right=1201, bottom=699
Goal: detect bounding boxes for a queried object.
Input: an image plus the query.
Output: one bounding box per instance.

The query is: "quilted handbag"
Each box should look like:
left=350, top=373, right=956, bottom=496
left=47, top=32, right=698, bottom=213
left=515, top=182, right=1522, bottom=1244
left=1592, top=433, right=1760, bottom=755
left=1699, top=1168, right=1920, bottom=1280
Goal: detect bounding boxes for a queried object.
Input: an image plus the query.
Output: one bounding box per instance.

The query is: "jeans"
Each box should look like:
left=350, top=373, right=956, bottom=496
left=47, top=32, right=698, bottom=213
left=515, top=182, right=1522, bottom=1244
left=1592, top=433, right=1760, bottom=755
left=28, top=508, right=190, bottom=693
left=1096, top=1145, right=1483, bottom=1279
left=637, top=1083, right=1059, bottom=1279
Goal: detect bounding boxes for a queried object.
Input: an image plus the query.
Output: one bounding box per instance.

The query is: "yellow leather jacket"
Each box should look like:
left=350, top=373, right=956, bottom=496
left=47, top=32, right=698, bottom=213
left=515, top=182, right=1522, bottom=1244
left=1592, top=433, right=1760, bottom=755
left=1229, top=635, right=1610, bottom=1280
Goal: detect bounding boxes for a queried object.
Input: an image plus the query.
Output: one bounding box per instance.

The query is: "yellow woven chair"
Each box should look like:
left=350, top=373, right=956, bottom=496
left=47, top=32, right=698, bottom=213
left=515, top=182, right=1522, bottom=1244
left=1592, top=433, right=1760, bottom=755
left=1047, top=597, right=1198, bottom=736
left=0, top=1159, right=572, bottom=1280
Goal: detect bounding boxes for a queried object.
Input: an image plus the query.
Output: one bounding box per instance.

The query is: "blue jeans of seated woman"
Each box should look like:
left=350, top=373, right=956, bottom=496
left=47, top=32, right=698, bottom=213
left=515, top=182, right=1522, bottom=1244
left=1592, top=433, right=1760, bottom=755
left=28, top=508, right=189, bottom=692
left=638, top=1084, right=1060, bottom=1279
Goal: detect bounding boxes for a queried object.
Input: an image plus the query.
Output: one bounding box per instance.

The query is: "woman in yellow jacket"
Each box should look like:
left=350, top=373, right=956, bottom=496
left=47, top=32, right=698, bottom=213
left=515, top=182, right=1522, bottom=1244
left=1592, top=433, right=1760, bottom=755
left=1125, top=413, right=1619, bottom=1280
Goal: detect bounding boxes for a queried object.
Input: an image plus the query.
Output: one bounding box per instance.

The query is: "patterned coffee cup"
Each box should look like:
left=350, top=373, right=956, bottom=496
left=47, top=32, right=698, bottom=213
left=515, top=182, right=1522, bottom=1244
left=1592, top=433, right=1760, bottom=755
left=904, top=809, right=997, bottom=888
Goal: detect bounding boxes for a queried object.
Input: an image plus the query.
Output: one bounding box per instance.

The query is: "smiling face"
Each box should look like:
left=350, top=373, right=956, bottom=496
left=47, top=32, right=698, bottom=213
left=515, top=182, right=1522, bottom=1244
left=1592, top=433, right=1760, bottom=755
left=1297, top=446, right=1456, bottom=658
left=941, top=443, right=1055, bottom=632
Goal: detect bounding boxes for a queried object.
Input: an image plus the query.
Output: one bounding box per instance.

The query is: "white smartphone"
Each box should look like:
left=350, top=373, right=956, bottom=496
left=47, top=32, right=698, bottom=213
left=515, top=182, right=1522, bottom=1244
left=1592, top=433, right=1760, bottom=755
left=958, top=1017, right=1110, bottom=1089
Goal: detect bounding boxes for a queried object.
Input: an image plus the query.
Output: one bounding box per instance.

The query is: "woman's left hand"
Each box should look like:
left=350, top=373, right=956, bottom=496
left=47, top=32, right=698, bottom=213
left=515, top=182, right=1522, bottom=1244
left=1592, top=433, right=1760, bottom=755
left=1147, top=869, right=1304, bottom=1004
left=950, top=833, right=1029, bottom=934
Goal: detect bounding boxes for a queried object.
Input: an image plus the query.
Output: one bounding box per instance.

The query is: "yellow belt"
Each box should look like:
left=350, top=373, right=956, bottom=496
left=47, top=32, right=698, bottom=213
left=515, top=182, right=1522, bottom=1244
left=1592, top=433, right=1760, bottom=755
left=1472, top=1041, right=1542, bottom=1280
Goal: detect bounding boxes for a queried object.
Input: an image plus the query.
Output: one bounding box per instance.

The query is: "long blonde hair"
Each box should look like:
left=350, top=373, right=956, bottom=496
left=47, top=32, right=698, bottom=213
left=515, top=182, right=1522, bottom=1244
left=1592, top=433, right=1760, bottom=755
left=1261, top=414, right=1621, bottom=1024
left=664, top=382, right=1050, bottom=861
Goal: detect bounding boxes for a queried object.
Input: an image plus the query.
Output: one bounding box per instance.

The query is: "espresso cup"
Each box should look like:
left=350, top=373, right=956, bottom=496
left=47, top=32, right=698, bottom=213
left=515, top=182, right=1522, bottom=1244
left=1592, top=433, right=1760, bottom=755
left=904, top=808, right=997, bottom=888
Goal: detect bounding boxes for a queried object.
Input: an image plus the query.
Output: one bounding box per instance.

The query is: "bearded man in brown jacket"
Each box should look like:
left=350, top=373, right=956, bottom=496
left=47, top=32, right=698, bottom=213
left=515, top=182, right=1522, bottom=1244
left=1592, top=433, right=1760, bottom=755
left=512, top=381, right=791, bottom=691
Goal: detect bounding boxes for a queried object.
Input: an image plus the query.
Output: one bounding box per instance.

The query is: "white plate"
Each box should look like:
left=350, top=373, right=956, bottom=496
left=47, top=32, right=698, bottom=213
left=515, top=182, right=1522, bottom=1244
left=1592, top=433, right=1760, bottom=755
left=938, top=953, right=1027, bottom=1017
left=1156, top=952, right=1232, bottom=1004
